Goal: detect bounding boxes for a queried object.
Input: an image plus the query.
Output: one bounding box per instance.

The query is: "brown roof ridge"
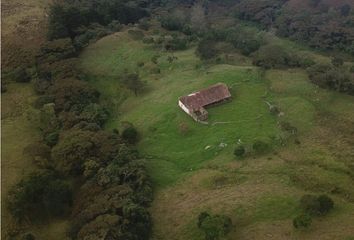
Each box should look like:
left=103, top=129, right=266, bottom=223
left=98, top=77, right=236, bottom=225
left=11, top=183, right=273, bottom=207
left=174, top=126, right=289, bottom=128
left=179, top=82, right=231, bottom=111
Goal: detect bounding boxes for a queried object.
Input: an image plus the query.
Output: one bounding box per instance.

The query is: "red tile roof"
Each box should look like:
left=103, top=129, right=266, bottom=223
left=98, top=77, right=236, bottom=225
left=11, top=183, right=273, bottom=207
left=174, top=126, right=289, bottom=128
left=179, top=83, right=231, bottom=111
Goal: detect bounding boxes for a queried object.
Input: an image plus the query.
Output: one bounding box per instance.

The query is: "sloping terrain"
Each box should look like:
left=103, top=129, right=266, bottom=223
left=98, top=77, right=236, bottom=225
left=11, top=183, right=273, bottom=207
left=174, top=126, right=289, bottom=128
left=1, top=0, right=48, bottom=69
left=79, top=28, right=354, bottom=239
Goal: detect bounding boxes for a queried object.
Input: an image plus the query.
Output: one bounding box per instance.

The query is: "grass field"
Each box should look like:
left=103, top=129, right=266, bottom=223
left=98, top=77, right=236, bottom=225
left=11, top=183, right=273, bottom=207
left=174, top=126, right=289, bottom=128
left=79, top=29, right=354, bottom=240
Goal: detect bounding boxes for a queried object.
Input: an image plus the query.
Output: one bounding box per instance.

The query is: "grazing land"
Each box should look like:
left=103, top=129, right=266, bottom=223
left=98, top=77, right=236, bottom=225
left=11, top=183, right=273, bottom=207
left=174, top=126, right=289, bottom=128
left=79, top=29, right=354, bottom=239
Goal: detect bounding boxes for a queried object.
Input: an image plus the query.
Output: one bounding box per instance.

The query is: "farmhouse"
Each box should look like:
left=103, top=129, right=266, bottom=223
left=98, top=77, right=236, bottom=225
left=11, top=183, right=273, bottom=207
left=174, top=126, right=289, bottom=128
left=178, top=83, right=232, bottom=122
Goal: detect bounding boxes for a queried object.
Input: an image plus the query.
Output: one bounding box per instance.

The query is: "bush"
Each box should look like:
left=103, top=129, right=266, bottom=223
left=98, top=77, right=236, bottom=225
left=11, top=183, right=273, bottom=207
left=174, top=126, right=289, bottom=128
left=51, top=78, right=99, bottom=112
left=252, top=140, right=270, bottom=154
left=300, top=194, right=334, bottom=216
left=8, top=171, right=72, bottom=221
left=107, top=20, right=122, bottom=32
left=307, top=63, right=354, bottom=95
left=331, top=57, right=344, bottom=67
left=196, top=39, right=218, bottom=60
left=234, top=145, right=246, bottom=157
left=317, top=194, right=334, bottom=215
left=122, top=126, right=139, bottom=144
left=138, top=18, right=150, bottom=30
left=165, top=36, right=188, bottom=51
left=11, top=67, right=31, bottom=83
left=197, top=212, right=232, bottom=240
left=293, top=214, right=312, bottom=229
left=160, top=15, right=185, bottom=31
left=252, top=44, right=304, bottom=69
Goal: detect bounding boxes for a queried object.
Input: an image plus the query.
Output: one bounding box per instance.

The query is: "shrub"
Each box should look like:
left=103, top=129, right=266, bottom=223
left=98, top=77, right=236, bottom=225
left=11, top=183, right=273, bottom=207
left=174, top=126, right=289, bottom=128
left=300, top=194, right=334, bottom=216
left=51, top=78, right=99, bottom=112
left=293, top=214, right=312, bottom=229
left=122, top=126, right=139, bottom=144
left=252, top=44, right=304, bottom=69
left=165, top=36, right=188, bottom=51
left=8, top=171, right=72, bottom=221
left=197, top=212, right=232, bottom=240
left=331, top=57, right=344, bottom=67
left=12, top=67, right=31, bottom=83
left=317, top=194, right=334, bottom=215
left=234, top=145, right=246, bottom=157
left=142, top=37, right=154, bottom=44
left=160, top=15, right=185, bottom=31
left=121, top=72, right=146, bottom=96
left=107, top=20, right=122, bottom=32
left=307, top=63, right=354, bottom=95
left=300, top=194, right=321, bottom=215
left=138, top=18, right=150, bottom=30
left=196, top=39, right=218, bottom=60
left=252, top=140, right=270, bottom=154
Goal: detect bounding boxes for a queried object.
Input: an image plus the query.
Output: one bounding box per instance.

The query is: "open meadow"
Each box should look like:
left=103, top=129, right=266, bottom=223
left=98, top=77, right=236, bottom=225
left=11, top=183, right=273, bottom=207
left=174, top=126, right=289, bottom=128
left=79, top=29, right=354, bottom=239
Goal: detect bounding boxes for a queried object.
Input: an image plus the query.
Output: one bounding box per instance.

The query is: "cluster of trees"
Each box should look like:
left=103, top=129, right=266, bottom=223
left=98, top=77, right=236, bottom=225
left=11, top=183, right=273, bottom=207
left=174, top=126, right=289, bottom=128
left=196, top=26, right=264, bottom=60
left=234, top=0, right=354, bottom=55
left=251, top=44, right=315, bottom=69
left=48, top=0, right=149, bottom=40
left=293, top=194, right=334, bottom=229
left=307, top=61, right=354, bottom=95
left=7, top=2, right=153, bottom=239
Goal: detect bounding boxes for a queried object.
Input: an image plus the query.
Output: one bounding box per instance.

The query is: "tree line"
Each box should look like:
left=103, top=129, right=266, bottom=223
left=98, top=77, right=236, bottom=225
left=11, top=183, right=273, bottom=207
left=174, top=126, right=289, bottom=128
left=6, top=1, right=153, bottom=239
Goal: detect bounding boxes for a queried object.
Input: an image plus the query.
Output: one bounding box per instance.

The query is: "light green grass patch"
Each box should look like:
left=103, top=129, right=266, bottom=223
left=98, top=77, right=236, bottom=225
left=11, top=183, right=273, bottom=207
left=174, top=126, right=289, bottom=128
left=79, top=32, right=281, bottom=188
left=252, top=195, right=299, bottom=222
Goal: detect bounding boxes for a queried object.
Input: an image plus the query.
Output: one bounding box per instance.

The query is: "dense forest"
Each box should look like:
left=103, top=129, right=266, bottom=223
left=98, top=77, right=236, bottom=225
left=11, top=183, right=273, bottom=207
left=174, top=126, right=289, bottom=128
left=2, top=0, right=354, bottom=239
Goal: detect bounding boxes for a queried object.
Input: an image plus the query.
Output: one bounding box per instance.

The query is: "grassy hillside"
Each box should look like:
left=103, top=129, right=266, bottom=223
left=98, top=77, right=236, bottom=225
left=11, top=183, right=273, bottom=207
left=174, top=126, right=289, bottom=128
left=1, top=0, right=48, bottom=69
left=79, top=28, right=354, bottom=240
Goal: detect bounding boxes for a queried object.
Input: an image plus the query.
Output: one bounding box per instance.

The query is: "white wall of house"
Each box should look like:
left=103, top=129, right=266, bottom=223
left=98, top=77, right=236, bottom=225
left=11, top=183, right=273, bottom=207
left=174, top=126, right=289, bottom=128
left=178, top=100, right=190, bottom=115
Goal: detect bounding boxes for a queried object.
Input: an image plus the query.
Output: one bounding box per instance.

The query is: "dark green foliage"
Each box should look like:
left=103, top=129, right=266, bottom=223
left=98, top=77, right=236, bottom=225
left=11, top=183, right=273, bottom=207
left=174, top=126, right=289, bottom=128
left=165, top=36, right=188, bottom=50
left=307, top=63, right=354, bottom=95
left=234, top=145, right=246, bottom=157
left=11, top=67, right=31, bottom=83
left=197, top=212, right=232, bottom=240
left=51, top=130, right=122, bottom=175
left=123, top=202, right=152, bottom=239
left=73, top=24, right=111, bottom=50
left=198, top=212, right=210, bottom=228
left=235, top=0, right=287, bottom=29
left=300, top=194, right=334, bottom=216
left=350, top=65, right=354, bottom=73
left=293, top=214, right=312, bottom=229
left=50, top=78, right=99, bottom=112
left=23, top=142, right=52, bottom=168
left=252, top=45, right=306, bottom=69
left=22, top=233, right=36, bottom=240
left=252, top=140, right=270, bottom=154
left=300, top=194, right=321, bottom=215
left=47, top=0, right=148, bottom=40
left=138, top=18, right=150, bottom=30
left=160, top=15, right=185, bottom=31
left=122, top=126, right=139, bottom=144
left=340, top=4, right=351, bottom=17
left=122, top=72, right=146, bottom=96
left=317, top=194, right=334, bottom=215
left=7, top=171, right=72, bottom=221
left=196, top=39, right=218, bottom=60
left=235, top=0, right=354, bottom=54
left=331, top=57, right=344, bottom=67
left=107, top=20, right=123, bottom=32
left=33, top=95, right=55, bottom=109
left=225, top=27, right=263, bottom=56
